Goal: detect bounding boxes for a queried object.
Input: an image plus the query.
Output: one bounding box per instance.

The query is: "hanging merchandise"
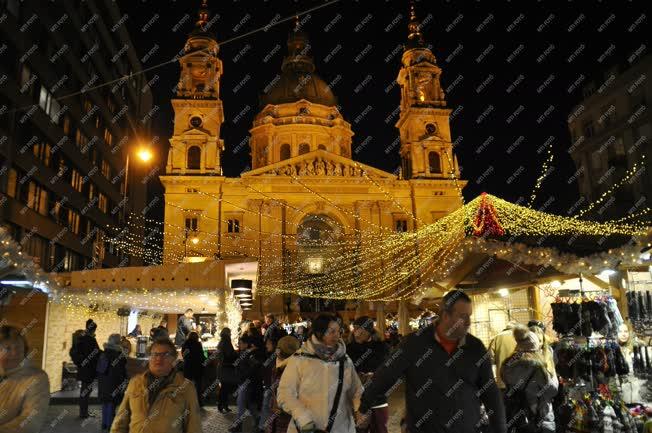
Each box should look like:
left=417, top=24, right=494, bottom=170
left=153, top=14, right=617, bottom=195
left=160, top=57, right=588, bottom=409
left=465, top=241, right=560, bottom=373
left=551, top=295, right=623, bottom=338
left=555, top=385, right=639, bottom=433
left=555, top=339, right=630, bottom=382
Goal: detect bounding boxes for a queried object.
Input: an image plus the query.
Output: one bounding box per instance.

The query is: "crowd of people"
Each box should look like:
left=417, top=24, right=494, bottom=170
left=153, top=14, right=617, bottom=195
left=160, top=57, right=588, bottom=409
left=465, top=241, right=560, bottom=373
left=0, top=290, right=571, bottom=433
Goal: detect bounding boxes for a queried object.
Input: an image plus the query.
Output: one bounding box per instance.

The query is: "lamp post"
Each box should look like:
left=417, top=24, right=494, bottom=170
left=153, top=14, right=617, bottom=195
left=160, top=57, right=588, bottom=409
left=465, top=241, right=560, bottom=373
left=121, top=146, right=153, bottom=224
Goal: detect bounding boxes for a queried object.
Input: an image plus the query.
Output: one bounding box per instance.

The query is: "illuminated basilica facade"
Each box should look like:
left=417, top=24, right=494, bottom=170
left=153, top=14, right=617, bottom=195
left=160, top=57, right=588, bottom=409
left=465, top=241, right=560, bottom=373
left=160, top=4, right=466, bottom=314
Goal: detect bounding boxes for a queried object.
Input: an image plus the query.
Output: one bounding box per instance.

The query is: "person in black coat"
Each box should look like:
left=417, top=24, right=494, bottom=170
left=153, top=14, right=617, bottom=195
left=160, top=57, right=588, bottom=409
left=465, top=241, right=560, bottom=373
left=263, top=314, right=287, bottom=344
left=359, top=290, right=507, bottom=433
left=182, top=331, right=206, bottom=407
left=70, top=319, right=101, bottom=419
left=230, top=334, right=264, bottom=433
left=347, top=316, right=390, bottom=433
left=175, top=309, right=195, bottom=347
left=217, top=328, right=238, bottom=413
left=97, top=334, right=128, bottom=432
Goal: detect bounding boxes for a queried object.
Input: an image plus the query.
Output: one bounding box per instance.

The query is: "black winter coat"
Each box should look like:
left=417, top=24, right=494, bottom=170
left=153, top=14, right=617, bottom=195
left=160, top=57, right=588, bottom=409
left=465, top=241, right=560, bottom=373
left=71, top=333, right=101, bottom=382
left=182, top=339, right=206, bottom=381
left=235, top=348, right=264, bottom=403
left=263, top=322, right=287, bottom=344
left=97, top=348, right=128, bottom=404
left=217, top=337, right=238, bottom=384
left=347, top=338, right=389, bottom=406
left=360, top=324, right=507, bottom=433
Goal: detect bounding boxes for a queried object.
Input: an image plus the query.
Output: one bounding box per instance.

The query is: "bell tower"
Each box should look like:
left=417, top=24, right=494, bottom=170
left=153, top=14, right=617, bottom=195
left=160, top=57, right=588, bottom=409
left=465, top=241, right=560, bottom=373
left=166, top=0, right=224, bottom=175
left=396, top=3, right=460, bottom=180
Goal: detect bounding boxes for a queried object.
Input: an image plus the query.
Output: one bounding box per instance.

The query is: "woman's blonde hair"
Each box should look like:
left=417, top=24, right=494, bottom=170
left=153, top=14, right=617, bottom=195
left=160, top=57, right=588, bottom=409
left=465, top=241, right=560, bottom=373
left=0, top=325, right=28, bottom=357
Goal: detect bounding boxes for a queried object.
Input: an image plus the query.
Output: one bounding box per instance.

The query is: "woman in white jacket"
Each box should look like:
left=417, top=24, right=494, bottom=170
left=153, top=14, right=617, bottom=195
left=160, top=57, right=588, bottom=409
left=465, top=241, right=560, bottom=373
left=278, top=313, right=363, bottom=433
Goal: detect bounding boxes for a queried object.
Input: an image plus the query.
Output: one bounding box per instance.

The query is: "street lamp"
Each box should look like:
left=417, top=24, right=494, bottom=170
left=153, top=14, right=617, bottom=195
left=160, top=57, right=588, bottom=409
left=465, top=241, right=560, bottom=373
left=122, top=144, right=154, bottom=223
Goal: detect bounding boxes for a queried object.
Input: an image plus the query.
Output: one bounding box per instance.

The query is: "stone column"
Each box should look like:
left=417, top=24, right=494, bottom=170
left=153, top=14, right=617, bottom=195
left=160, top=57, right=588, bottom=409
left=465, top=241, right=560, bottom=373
left=398, top=299, right=410, bottom=336
left=216, top=287, right=227, bottom=331
left=375, top=302, right=386, bottom=339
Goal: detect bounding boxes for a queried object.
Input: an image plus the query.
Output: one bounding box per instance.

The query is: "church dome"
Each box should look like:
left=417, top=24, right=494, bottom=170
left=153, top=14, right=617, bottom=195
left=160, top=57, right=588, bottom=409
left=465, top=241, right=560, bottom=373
left=260, top=29, right=337, bottom=107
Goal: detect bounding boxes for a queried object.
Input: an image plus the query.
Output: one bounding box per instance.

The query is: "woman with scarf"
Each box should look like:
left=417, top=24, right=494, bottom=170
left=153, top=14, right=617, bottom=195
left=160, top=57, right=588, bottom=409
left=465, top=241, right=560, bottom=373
left=278, top=313, right=363, bottom=433
left=501, top=325, right=558, bottom=433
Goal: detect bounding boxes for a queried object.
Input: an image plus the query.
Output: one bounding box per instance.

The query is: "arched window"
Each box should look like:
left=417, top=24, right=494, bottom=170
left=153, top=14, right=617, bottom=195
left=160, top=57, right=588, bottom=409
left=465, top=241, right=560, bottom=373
left=280, top=143, right=291, bottom=160
left=428, top=151, right=441, bottom=174
left=187, top=146, right=201, bottom=169
left=299, top=143, right=310, bottom=155
left=318, top=144, right=326, bottom=151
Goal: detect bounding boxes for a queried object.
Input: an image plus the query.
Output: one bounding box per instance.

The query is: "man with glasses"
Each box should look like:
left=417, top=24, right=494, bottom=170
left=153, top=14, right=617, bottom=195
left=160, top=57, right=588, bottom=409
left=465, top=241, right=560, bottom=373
left=112, top=338, right=202, bottom=433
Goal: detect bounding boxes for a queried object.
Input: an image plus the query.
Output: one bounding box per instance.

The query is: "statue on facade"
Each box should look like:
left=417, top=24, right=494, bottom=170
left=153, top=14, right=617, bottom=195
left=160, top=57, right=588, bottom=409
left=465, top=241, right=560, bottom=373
left=316, top=159, right=326, bottom=175
left=307, top=159, right=316, bottom=176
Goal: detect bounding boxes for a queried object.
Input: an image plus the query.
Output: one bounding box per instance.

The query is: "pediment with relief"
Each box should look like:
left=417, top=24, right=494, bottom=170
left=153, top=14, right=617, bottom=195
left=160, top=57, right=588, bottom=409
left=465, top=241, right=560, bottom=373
left=242, top=150, right=396, bottom=179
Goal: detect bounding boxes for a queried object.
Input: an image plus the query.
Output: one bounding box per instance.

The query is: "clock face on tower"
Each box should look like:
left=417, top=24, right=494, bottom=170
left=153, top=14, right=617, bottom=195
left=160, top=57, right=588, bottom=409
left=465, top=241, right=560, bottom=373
left=425, top=123, right=437, bottom=135
left=190, top=116, right=203, bottom=128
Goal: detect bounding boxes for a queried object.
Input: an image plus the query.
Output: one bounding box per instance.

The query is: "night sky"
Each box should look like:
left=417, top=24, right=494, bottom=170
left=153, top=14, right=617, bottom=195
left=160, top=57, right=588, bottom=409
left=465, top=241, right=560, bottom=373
left=118, top=0, right=649, bottom=220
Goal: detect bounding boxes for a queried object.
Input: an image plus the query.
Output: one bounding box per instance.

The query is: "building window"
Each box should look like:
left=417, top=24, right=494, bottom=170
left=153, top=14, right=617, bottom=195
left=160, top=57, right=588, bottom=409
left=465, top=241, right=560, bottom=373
left=318, top=144, right=327, bottom=151
left=27, top=182, right=48, bottom=215
left=103, top=128, right=113, bottom=146
left=76, top=128, right=88, bottom=148
left=582, top=120, right=595, bottom=138
left=614, top=137, right=625, bottom=156
left=19, top=63, right=33, bottom=94
left=101, top=160, right=111, bottom=179
left=185, top=217, right=198, bottom=231
left=227, top=219, right=240, bottom=233
left=71, top=169, right=84, bottom=192
left=62, top=115, right=72, bottom=135
left=33, top=141, right=51, bottom=167
left=428, top=151, right=441, bottom=174
left=68, top=210, right=81, bottom=234
left=38, top=85, right=61, bottom=123
left=187, top=146, right=201, bottom=169
left=299, top=143, right=310, bottom=155
left=98, top=193, right=108, bottom=213
left=280, top=143, right=291, bottom=160
left=6, top=168, right=18, bottom=197
left=395, top=219, right=408, bottom=232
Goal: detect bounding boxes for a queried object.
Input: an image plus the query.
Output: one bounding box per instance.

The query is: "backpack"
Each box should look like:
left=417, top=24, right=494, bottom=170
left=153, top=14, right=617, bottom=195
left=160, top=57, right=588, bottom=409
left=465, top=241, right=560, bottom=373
left=96, top=352, right=109, bottom=376
left=504, top=368, right=540, bottom=433
left=69, top=330, right=85, bottom=366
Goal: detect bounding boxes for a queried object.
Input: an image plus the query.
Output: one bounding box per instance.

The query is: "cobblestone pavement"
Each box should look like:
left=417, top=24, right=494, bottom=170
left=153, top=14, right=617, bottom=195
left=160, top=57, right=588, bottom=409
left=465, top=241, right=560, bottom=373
left=43, top=384, right=405, bottom=433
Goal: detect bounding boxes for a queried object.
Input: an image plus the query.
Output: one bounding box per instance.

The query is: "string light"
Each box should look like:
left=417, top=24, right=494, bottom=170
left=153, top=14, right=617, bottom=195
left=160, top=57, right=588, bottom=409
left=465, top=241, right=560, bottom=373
left=528, top=144, right=554, bottom=208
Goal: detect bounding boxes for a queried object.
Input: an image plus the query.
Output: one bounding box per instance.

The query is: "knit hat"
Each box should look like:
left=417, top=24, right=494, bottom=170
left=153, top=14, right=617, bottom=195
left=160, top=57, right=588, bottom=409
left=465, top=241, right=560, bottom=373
left=353, top=316, right=375, bottom=334
left=277, top=336, right=300, bottom=358
left=513, top=325, right=541, bottom=352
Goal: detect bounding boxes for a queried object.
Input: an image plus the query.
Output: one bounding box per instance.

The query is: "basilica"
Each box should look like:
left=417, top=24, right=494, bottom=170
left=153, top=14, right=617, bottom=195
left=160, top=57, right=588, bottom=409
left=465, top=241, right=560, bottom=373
left=160, top=3, right=466, bottom=315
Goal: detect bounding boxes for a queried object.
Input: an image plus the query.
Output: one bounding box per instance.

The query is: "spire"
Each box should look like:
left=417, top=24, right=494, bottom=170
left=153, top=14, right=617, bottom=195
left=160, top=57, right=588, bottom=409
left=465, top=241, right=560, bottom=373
left=406, top=1, right=426, bottom=50
left=190, top=0, right=212, bottom=37
left=281, top=16, right=315, bottom=74
left=197, top=0, right=209, bottom=28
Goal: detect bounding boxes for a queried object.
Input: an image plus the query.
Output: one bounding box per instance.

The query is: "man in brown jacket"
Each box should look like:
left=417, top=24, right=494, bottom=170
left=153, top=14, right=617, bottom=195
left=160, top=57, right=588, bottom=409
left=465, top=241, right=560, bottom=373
left=111, top=338, right=202, bottom=433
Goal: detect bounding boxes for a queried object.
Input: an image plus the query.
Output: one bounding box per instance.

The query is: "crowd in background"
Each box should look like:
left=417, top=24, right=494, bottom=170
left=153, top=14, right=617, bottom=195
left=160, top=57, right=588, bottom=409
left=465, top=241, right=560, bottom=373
left=1, top=291, right=569, bottom=433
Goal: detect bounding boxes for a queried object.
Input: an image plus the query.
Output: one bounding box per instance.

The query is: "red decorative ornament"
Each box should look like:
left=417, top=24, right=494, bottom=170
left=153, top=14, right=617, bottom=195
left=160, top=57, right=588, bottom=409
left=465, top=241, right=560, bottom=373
left=472, top=193, right=505, bottom=237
